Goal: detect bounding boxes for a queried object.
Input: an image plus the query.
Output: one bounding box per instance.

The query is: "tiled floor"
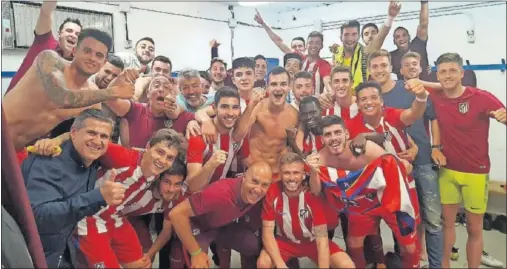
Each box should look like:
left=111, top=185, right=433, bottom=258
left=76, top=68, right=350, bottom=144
left=153, top=221, right=506, bottom=268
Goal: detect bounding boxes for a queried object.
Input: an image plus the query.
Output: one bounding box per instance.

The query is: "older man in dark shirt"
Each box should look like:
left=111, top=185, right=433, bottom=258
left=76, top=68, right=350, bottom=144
left=22, top=109, right=125, bottom=268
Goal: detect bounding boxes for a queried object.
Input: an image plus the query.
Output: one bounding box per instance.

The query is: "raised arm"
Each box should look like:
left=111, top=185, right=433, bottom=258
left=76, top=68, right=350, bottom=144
left=416, top=1, right=429, bottom=41
left=36, top=50, right=137, bottom=108
left=35, top=1, right=57, bottom=35
left=254, top=9, right=293, bottom=54
left=365, top=1, right=401, bottom=54
left=231, top=93, right=264, bottom=142
left=104, top=99, right=132, bottom=117
left=400, top=79, right=428, bottom=126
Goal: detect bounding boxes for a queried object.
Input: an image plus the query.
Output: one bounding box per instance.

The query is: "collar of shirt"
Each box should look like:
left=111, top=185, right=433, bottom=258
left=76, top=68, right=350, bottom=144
left=54, top=45, right=74, bottom=61
left=62, top=140, right=98, bottom=169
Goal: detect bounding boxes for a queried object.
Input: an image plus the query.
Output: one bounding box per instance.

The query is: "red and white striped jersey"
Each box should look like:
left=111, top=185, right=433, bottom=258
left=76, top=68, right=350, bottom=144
left=119, top=188, right=187, bottom=217
left=347, top=107, right=409, bottom=155
left=77, top=144, right=158, bottom=235
left=302, top=133, right=324, bottom=154
left=261, top=182, right=327, bottom=244
left=322, top=102, right=359, bottom=121
left=187, top=129, right=243, bottom=184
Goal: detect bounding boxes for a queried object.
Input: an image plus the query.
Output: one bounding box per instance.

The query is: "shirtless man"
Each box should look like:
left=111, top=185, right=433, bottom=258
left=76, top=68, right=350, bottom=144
left=232, top=66, right=299, bottom=178
left=308, top=115, right=418, bottom=268
left=3, top=28, right=139, bottom=153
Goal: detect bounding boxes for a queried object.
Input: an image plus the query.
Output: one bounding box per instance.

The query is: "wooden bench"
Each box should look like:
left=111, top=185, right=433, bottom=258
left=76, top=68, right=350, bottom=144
left=488, top=180, right=506, bottom=216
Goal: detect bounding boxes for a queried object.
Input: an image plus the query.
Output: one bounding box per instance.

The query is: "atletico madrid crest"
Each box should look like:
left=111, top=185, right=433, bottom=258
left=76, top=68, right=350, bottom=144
left=458, top=102, right=469, bottom=114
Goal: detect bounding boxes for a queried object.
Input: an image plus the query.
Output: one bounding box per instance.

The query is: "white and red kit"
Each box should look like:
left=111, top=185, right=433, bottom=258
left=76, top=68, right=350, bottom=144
left=318, top=154, right=420, bottom=245
left=76, top=143, right=160, bottom=268
left=186, top=129, right=244, bottom=186
left=261, top=182, right=343, bottom=262
left=322, top=102, right=359, bottom=121
left=347, top=107, right=410, bottom=156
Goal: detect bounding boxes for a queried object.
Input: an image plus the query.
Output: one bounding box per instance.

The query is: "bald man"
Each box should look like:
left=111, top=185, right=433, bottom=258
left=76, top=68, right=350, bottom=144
left=169, top=162, right=273, bottom=269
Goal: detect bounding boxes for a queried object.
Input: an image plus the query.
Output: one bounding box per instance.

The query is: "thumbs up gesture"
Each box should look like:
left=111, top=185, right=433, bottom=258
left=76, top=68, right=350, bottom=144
left=108, top=68, right=144, bottom=99
left=99, top=169, right=126, bottom=206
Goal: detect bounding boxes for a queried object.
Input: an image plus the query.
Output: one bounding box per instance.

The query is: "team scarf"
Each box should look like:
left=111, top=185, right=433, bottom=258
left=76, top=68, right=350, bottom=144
left=334, top=43, right=368, bottom=91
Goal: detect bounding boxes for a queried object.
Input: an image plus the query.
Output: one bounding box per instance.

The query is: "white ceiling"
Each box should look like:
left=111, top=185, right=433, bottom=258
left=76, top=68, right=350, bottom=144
left=217, top=1, right=338, bottom=13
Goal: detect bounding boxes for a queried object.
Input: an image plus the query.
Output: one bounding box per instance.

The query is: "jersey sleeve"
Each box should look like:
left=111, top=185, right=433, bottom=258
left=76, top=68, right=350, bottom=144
left=307, top=193, right=327, bottom=226
left=385, top=107, right=407, bottom=128
left=480, top=90, right=506, bottom=116
left=124, top=101, right=142, bottom=120
left=99, top=143, right=139, bottom=169
left=319, top=60, right=332, bottom=78
left=261, top=184, right=278, bottom=221
left=186, top=136, right=206, bottom=164
left=346, top=116, right=364, bottom=139
left=173, top=112, right=196, bottom=134
left=188, top=180, right=233, bottom=216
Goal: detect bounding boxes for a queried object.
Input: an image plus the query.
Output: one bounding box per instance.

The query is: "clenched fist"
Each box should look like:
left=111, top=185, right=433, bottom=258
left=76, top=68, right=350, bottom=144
left=109, top=68, right=142, bottom=99
left=305, top=153, right=321, bottom=171
left=404, top=78, right=427, bottom=99
left=100, top=169, right=126, bottom=206
left=208, top=150, right=228, bottom=168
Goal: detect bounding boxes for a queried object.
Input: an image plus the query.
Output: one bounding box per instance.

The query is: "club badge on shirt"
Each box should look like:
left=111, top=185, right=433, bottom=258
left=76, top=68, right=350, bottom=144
left=458, top=102, right=469, bottom=114
left=164, top=119, right=173, bottom=128
left=94, top=262, right=105, bottom=269
left=299, top=209, right=309, bottom=219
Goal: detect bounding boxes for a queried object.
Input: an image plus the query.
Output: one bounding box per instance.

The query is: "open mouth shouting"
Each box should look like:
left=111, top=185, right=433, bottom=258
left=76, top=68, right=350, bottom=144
left=66, top=38, right=76, bottom=47
left=328, top=139, right=343, bottom=153
left=272, top=91, right=285, bottom=102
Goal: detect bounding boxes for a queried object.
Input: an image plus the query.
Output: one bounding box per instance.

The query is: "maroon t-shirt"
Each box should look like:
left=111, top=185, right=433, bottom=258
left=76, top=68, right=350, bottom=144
left=124, top=101, right=195, bottom=148
left=390, top=36, right=430, bottom=81
left=188, top=178, right=253, bottom=232
left=6, top=31, right=65, bottom=94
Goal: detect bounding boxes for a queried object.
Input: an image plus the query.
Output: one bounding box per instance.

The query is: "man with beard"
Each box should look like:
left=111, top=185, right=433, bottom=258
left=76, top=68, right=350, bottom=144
left=254, top=9, right=306, bottom=55
left=6, top=1, right=81, bottom=94
left=47, top=53, right=125, bottom=141
left=185, top=87, right=244, bottom=193
left=3, top=29, right=139, bottom=163
left=103, top=74, right=205, bottom=148
left=169, top=161, right=273, bottom=269
left=332, top=1, right=401, bottom=90
left=361, top=23, right=379, bottom=47
left=75, top=129, right=181, bottom=269
left=301, top=31, right=332, bottom=94
left=208, top=57, right=228, bottom=94
left=254, top=55, right=268, bottom=88
left=390, top=1, right=430, bottom=81
left=388, top=51, right=444, bottom=268
left=233, top=67, right=298, bottom=179
left=430, top=53, right=506, bottom=269
left=308, top=115, right=419, bottom=268
left=257, top=152, right=354, bottom=269
left=177, top=69, right=215, bottom=112
left=117, top=37, right=155, bottom=74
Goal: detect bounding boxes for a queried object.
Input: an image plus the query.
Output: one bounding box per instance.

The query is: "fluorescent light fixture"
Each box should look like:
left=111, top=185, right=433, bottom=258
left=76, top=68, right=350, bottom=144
left=238, top=2, right=271, bottom=7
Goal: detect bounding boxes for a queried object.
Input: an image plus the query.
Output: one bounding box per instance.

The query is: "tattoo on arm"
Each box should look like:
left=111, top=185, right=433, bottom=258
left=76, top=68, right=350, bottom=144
left=36, top=50, right=113, bottom=108
left=313, top=224, right=328, bottom=238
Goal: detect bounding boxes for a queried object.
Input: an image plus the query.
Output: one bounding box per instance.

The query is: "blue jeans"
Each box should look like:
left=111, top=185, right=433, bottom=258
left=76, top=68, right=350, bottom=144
left=414, top=163, right=443, bottom=268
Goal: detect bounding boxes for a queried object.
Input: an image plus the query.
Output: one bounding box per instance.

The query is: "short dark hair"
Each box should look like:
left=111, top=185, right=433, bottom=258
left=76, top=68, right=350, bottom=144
left=341, top=20, right=361, bottom=36
left=393, top=26, right=410, bottom=39
left=307, top=31, right=324, bottom=43
left=320, top=115, right=346, bottom=131
left=161, top=159, right=187, bottom=178
left=148, top=128, right=182, bottom=152
left=71, top=109, right=114, bottom=130
left=136, top=37, right=155, bottom=47
left=294, top=71, right=312, bottom=80
left=210, top=57, right=227, bottom=69
left=58, top=18, right=82, bottom=32
left=152, top=55, right=172, bottom=67
left=77, top=28, right=113, bottom=53
left=331, top=65, right=353, bottom=81
left=254, top=55, right=266, bottom=62
left=214, top=86, right=240, bottom=107
left=362, top=23, right=379, bottom=36
left=291, top=37, right=306, bottom=46
left=299, top=96, right=322, bottom=111
left=436, top=52, right=463, bottom=67
left=199, top=71, right=212, bottom=84
left=107, top=54, right=124, bottom=70
left=232, top=57, right=255, bottom=71
left=355, top=81, right=382, bottom=96
left=267, top=66, right=290, bottom=83
left=284, top=53, right=302, bottom=66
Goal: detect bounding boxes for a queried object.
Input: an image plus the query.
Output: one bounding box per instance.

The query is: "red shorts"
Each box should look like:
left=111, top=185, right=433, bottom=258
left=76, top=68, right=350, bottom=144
left=276, top=237, right=343, bottom=262
left=78, top=220, right=143, bottom=268
left=16, top=148, right=28, bottom=164
left=347, top=211, right=418, bottom=246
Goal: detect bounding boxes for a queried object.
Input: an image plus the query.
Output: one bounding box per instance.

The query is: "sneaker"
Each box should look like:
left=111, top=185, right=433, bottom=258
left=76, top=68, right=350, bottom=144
left=450, top=247, right=459, bottom=261
left=481, top=250, right=504, bottom=268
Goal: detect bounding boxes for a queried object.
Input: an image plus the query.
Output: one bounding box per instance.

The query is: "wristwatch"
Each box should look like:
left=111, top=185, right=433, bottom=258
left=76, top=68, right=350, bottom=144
left=431, top=144, right=443, bottom=150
